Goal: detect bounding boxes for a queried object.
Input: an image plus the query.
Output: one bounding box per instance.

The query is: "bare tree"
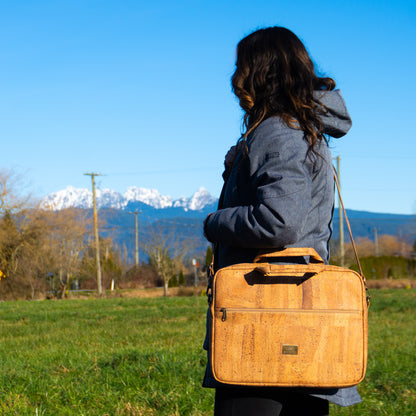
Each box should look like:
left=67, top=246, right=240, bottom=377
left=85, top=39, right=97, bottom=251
left=142, top=226, right=189, bottom=296
left=0, top=170, right=96, bottom=299
left=0, top=203, right=92, bottom=299
left=0, top=169, right=32, bottom=214
left=0, top=170, right=37, bottom=298
left=41, top=208, right=92, bottom=297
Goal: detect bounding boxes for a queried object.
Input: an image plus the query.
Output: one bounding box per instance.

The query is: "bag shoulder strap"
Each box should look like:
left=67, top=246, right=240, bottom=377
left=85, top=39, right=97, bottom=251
left=333, top=167, right=369, bottom=305
left=332, top=167, right=363, bottom=276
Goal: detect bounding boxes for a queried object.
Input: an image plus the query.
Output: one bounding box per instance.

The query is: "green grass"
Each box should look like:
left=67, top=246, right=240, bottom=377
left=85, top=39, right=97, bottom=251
left=331, top=289, right=416, bottom=415
left=0, top=296, right=213, bottom=415
left=0, top=289, right=415, bottom=415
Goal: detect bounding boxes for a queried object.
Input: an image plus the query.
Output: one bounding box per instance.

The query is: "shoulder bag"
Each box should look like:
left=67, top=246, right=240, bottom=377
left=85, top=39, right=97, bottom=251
left=208, top=170, right=369, bottom=388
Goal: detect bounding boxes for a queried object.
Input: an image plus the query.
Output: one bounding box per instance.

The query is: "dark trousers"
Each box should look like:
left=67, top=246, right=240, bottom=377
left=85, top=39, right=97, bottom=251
left=214, top=387, right=329, bottom=416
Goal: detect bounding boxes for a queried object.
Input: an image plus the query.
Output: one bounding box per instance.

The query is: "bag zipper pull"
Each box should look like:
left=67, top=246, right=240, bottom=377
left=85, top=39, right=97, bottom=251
left=220, top=308, right=227, bottom=321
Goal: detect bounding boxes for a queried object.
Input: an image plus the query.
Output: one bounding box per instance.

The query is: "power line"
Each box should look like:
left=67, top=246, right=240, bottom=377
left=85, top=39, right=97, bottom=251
left=333, top=155, right=416, bottom=160
left=106, top=166, right=218, bottom=176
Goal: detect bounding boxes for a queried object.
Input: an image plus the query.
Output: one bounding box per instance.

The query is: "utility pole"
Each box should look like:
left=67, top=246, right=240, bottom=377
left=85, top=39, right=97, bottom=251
left=374, top=228, right=379, bottom=257
left=335, top=156, right=344, bottom=267
left=84, top=173, right=102, bottom=295
left=129, top=211, right=141, bottom=267
left=192, top=258, right=199, bottom=287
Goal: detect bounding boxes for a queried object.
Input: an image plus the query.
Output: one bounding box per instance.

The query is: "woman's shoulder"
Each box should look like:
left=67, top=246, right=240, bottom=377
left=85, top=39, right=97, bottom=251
left=254, top=115, right=290, bottom=133
left=247, top=116, right=307, bottom=154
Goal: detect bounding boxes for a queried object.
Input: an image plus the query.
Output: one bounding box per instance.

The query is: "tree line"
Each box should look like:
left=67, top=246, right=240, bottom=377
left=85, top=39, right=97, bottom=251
left=1, top=169, right=414, bottom=300
left=330, top=235, right=416, bottom=279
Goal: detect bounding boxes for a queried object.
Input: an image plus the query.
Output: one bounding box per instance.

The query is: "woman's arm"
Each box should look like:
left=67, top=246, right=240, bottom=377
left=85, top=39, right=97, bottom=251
left=204, top=127, right=312, bottom=248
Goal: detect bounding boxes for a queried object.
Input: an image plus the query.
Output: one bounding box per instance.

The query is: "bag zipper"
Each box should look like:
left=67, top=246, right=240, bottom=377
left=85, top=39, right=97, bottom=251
left=217, top=307, right=361, bottom=322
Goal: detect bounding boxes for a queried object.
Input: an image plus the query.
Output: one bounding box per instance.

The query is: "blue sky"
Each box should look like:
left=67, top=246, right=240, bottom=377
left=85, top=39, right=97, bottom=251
left=1, top=0, right=415, bottom=214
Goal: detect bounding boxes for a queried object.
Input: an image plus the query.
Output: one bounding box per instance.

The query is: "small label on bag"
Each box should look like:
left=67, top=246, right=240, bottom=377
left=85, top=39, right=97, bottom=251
left=282, top=344, right=298, bottom=355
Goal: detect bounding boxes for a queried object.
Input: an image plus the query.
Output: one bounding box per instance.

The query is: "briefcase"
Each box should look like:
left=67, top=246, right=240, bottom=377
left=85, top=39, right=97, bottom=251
left=209, top=247, right=369, bottom=388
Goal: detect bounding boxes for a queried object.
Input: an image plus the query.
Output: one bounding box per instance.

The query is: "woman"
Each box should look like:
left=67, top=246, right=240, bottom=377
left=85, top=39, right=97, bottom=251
left=203, top=27, right=361, bottom=415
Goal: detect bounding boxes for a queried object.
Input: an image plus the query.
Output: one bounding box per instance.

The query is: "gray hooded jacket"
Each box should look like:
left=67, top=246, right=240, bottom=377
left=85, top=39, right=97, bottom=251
left=203, top=90, right=362, bottom=407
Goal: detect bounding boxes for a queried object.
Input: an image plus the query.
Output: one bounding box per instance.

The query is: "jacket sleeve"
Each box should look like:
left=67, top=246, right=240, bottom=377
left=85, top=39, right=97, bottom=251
left=204, top=127, right=312, bottom=249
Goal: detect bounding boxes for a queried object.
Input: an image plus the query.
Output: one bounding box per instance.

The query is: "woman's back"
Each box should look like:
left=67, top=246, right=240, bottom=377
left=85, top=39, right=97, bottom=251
left=207, top=89, right=350, bottom=270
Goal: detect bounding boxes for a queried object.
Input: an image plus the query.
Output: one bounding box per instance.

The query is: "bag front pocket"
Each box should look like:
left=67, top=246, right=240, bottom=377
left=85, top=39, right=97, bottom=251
left=211, top=307, right=366, bottom=387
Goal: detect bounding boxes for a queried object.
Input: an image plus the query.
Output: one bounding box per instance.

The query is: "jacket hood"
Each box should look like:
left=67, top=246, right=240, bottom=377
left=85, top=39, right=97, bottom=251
left=314, top=89, right=352, bottom=138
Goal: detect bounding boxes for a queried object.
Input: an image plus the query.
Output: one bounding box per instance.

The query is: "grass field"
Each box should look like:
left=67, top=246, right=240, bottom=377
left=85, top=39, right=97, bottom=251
left=0, top=289, right=415, bottom=415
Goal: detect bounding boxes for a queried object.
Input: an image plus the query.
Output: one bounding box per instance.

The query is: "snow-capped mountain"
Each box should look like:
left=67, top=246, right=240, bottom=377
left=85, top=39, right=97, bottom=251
left=123, top=187, right=174, bottom=209
left=188, top=188, right=216, bottom=211
left=41, top=186, right=218, bottom=212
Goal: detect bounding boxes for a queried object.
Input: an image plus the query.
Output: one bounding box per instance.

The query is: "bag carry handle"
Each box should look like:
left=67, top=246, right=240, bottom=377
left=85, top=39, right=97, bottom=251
left=254, top=247, right=325, bottom=264
left=254, top=264, right=325, bottom=276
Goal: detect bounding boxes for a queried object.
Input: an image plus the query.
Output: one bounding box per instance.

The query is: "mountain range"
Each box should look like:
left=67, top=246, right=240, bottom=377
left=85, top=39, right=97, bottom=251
left=41, top=186, right=217, bottom=213
left=41, top=186, right=416, bottom=262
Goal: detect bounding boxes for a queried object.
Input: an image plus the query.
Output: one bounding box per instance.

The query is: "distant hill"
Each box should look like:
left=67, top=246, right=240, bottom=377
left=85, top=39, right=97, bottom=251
left=98, top=207, right=415, bottom=264
left=332, top=209, right=415, bottom=241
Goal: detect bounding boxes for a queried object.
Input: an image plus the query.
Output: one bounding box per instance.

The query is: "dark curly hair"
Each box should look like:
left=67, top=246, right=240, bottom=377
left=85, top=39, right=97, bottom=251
left=231, top=26, right=336, bottom=155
